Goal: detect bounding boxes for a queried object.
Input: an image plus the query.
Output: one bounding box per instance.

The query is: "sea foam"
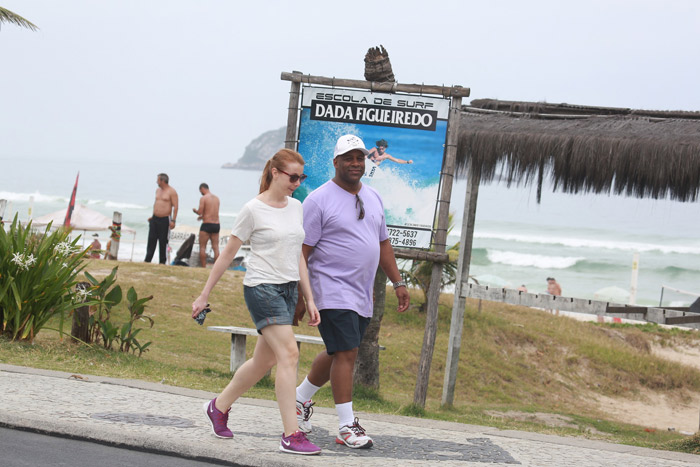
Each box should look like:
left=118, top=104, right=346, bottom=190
left=473, top=231, right=700, bottom=255
left=487, top=249, right=584, bottom=269
left=0, top=191, right=66, bottom=203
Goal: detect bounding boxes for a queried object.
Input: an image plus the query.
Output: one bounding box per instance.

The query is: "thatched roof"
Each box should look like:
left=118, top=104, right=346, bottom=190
left=456, top=99, right=700, bottom=202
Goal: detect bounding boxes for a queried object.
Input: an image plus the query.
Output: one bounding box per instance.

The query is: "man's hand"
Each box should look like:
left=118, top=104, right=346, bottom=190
left=395, top=286, right=410, bottom=313
left=305, top=302, right=320, bottom=327
left=293, top=295, right=306, bottom=326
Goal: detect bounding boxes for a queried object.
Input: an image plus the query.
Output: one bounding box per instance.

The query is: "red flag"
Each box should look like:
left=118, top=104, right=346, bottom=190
left=64, top=172, right=80, bottom=227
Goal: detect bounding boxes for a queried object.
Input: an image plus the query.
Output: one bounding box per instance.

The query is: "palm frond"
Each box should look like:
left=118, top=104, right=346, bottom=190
left=0, top=7, right=39, bottom=31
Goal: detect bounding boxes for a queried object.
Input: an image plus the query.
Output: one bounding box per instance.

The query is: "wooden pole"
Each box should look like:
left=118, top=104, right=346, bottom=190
left=280, top=71, right=470, bottom=98
left=413, top=95, right=462, bottom=408
left=107, top=212, right=122, bottom=260
left=354, top=267, right=387, bottom=389
left=629, top=252, right=640, bottom=305
left=71, top=282, right=91, bottom=343
left=284, top=71, right=302, bottom=150
left=442, top=160, right=480, bottom=406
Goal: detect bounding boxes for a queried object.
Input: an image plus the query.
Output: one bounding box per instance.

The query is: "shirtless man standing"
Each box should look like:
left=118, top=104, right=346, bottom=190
left=192, top=183, right=221, bottom=267
left=546, top=277, right=562, bottom=316
left=145, top=173, right=178, bottom=264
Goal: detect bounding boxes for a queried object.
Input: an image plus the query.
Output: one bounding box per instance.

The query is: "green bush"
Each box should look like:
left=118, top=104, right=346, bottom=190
left=83, top=266, right=154, bottom=357
left=0, top=216, right=89, bottom=341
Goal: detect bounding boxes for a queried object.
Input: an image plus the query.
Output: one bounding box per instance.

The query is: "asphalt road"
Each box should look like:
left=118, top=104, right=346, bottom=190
left=0, top=426, right=241, bottom=467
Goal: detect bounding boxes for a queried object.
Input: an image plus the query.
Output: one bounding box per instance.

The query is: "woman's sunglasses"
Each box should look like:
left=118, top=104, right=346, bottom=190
left=277, top=169, right=308, bottom=183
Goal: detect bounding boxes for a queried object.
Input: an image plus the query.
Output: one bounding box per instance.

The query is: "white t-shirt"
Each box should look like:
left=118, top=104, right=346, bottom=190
left=231, top=197, right=305, bottom=287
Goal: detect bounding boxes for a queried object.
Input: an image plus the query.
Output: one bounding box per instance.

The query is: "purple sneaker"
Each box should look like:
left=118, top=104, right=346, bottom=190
left=203, top=398, right=233, bottom=439
left=279, top=430, right=321, bottom=455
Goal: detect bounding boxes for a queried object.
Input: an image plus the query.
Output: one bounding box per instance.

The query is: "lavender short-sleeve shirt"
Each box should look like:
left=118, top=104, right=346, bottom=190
left=303, top=181, right=389, bottom=318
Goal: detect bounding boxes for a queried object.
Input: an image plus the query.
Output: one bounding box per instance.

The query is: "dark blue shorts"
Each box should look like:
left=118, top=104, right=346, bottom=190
left=243, top=282, right=298, bottom=333
left=317, top=309, right=371, bottom=354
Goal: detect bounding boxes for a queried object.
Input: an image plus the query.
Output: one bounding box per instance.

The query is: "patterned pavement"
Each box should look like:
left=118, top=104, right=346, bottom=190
left=1, top=364, right=698, bottom=466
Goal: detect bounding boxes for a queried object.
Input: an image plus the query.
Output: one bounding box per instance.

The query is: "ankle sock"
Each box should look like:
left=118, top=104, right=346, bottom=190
left=336, top=401, right=354, bottom=428
left=296, top=377, right=321, bottom=402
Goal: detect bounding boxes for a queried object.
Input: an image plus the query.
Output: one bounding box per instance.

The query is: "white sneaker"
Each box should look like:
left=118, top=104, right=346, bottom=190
left=336, top=417, right=373, bottom=449
left=296, top=400, right=314, bottom=433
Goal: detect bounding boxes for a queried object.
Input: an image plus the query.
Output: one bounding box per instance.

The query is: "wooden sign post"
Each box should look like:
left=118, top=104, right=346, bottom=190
left=107, top=212, right=122, bottom=260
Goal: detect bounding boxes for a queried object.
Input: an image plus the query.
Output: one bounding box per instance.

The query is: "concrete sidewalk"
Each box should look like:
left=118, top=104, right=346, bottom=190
left=1, top=363, right=698, bottom=466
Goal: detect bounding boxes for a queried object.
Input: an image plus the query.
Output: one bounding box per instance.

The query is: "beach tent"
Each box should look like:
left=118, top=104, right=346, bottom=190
left=32, top=204, right=137, bottom=260
left=33, top=204, right=136, bottom=232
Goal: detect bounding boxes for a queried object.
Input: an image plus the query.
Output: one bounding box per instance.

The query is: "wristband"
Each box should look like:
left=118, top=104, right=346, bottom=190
left=393, top=280, right=407, bottom=289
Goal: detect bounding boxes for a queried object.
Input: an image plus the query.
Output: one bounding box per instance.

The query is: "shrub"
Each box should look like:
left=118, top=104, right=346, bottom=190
left=83, top=266, right=154, bottom=357
left=0, top=216, right=89, bottom=341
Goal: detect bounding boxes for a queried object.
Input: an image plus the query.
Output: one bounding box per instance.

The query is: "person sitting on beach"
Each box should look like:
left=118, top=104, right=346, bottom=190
left=192, top=183, right=221, bottom=267
left=367, top=139, right=413, bottom=165
left=88, top=233, right=102, bottom=259
left=192, top=148, right=321, bottom=455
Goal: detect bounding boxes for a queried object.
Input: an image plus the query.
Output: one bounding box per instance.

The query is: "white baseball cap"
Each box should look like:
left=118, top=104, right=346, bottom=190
left=333, top=135, right=370, bottom=159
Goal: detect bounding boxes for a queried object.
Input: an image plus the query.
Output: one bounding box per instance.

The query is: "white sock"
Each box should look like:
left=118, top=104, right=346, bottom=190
left=296, top=377, right=321, bottom=403
left=336, top=401, right=354, bottom=428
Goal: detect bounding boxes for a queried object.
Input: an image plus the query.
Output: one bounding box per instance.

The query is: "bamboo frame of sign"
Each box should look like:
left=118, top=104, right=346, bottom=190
left=280, top=71, right=469, bottom=408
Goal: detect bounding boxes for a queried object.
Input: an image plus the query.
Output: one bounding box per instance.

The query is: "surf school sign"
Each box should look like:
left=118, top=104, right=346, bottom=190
left=296, top=86, right=450, bottom=249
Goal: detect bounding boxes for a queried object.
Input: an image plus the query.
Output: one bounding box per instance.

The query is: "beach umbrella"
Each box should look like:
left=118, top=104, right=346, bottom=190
left=593, top=285, right=630, bottom=303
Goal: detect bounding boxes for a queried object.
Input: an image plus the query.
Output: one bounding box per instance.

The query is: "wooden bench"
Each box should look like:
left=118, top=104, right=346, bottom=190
left=207, top=326, right=325, bottom=373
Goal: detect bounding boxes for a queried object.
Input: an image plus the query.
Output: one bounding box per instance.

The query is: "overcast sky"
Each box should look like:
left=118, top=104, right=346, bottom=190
left=1, top=0, right=699, bottom=164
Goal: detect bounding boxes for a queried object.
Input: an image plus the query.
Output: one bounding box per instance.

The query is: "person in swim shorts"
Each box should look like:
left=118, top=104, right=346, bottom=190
left=193, top=183, right=221, bottom=267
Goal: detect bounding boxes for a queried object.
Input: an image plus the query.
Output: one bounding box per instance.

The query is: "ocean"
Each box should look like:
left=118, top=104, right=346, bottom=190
left=1, top=154, right=699, bottom=307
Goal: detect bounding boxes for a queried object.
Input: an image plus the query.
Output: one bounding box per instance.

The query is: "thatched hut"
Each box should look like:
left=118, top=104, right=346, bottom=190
left=455, top=99, right=700, bottom=203
left=442, top=99, right=700, bottom=405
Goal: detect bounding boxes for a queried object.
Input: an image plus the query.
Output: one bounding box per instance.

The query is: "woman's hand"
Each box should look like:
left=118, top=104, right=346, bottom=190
left=192, top=294, right=209, bottom=318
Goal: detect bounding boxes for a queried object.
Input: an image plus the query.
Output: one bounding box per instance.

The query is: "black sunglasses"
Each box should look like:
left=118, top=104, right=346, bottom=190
left=277, top=168, right=308, bottom=183
left=355, top=194, right=365, bottom=220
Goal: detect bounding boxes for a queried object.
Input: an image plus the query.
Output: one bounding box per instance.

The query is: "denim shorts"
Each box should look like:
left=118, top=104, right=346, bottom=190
left=317, top=309, right=371, bottom=354
left=243, top=281, right=298, bottom=334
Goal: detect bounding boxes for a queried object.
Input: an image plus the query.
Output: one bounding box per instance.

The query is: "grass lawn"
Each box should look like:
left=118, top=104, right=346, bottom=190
left=2, top=259, right=700, bottom=454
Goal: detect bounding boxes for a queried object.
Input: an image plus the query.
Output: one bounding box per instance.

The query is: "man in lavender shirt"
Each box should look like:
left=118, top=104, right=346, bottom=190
left=294, top=135, right=410, bottom=449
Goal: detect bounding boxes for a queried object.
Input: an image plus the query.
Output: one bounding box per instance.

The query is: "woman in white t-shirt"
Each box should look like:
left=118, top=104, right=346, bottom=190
left=192, top=148, right=321, bottom=455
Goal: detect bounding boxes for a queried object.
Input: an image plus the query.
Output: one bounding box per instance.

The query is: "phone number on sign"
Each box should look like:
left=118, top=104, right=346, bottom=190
left=388, top=228, right=417, bottom=238
left=388, top=228, right=418, bottom=247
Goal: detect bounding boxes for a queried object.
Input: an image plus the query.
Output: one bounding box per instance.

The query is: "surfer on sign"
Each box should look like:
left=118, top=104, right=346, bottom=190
left=367, top=139, right=413, bottom=165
